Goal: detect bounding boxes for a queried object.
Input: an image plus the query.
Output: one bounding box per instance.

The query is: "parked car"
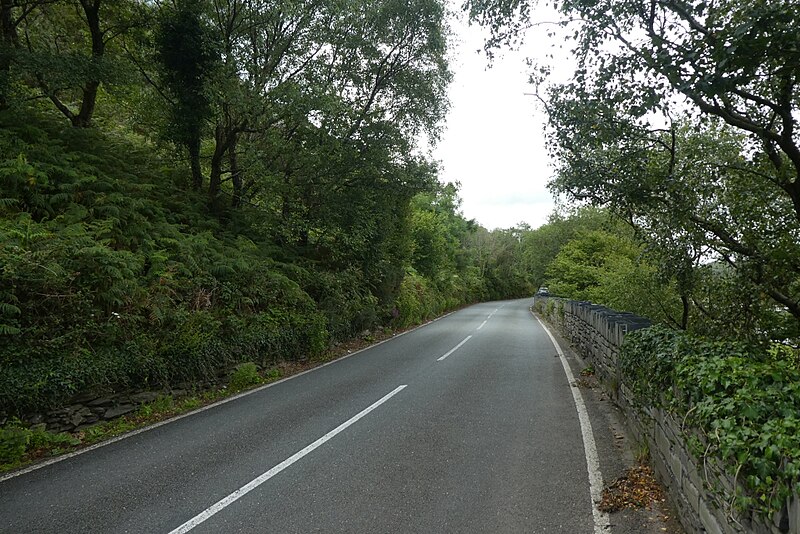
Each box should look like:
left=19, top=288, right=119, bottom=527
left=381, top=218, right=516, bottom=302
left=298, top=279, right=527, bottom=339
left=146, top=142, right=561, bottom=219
left=535, top=286, right=549, bottom=297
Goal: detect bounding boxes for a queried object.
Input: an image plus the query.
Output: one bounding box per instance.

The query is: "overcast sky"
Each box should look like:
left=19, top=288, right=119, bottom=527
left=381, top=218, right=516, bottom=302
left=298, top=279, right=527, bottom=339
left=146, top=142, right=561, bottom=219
left=432, top=6, right=571, bottom=231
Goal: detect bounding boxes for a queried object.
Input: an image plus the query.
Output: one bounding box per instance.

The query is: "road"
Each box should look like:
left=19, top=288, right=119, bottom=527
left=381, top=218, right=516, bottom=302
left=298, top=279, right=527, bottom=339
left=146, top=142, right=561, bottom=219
left=0, top=299, right=664, bottom=533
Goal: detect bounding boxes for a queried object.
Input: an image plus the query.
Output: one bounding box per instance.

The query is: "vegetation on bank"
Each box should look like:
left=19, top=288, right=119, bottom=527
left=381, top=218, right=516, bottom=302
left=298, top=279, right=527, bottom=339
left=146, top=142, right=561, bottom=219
left=621, top=327, right=800, bottom=517
left=0, top=109, right=536, bottom=423
left=0, top=0, right=539, bottom=462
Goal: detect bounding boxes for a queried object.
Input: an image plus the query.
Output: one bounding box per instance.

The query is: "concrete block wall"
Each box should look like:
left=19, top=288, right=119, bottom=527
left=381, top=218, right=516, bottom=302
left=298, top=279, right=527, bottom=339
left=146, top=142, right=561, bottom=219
left=534, top=296, right=797, bottom=534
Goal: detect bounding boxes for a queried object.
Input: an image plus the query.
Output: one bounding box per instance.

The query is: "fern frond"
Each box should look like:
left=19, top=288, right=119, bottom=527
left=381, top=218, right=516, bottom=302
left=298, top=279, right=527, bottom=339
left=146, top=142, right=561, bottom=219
left=0, top=303, right=21, bottom=316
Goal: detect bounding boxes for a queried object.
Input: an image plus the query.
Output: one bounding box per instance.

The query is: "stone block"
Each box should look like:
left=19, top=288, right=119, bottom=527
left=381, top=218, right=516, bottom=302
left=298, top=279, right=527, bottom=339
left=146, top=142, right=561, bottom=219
left=655, top=423, right=671, bottom=456
left=670, top=449, right=684, bottom=486
left=698, top=501, right=725, bottom=534
left=682, top=475, right=701, bottom=512
left=103, top=404, right=135, bottom=420
left=69, top=407, right=92, bottom=428
left=653, top=454, right=674, bottom=489
left=128, top=391, right=162, bottom=405
left=788, top=494, right=799, bottom=534
left=87, top=396, right=115, bottom=407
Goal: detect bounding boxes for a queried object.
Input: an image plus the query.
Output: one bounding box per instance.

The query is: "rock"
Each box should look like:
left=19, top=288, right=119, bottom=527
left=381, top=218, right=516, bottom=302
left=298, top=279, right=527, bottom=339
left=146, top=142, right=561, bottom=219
left=69, top=407, right=93, bottom=428
left=82, top=415, right=99, bottom=425
left=87, top=397, right=115, bottom=407
left=69, top=392, right=98, bottom=404
left=103, top=404, right=136, bottom=420
left=170, top=389, right=187, bottom=398
left=128, top=392, right=161, bottom=405
left=25, top=413, right=45, bottom=425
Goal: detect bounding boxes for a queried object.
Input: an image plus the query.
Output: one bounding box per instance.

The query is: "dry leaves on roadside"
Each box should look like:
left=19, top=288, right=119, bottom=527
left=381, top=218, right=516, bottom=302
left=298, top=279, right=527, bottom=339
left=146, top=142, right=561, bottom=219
left=598, top=465, right=665, bottom=513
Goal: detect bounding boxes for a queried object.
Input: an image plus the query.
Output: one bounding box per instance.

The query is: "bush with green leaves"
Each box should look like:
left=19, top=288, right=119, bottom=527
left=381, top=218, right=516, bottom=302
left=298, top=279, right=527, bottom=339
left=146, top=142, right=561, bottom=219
left=620, top=326, right=800, bottom=518
left=0, top=420, right=79, bottom=466
left=0, top=111, right=333, bottom=417
left=394, top=268, right=446, bottom=328
left=228, top=363, right=261, bottom=392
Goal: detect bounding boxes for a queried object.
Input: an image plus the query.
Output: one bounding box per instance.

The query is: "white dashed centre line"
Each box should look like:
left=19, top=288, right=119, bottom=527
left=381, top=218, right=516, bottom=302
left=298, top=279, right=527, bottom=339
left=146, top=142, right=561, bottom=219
left=437, top=335, right=473, bottom=361
left=167, top=385, right=408, bottom=534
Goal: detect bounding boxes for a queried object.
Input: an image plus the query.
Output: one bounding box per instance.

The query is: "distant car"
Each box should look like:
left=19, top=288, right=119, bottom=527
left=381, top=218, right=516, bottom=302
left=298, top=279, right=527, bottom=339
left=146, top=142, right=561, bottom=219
left=535, top=287, right=549, bottom=297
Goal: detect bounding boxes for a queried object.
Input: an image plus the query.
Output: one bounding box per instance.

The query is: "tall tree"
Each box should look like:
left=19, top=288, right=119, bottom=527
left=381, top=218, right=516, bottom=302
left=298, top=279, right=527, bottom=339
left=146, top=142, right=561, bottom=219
left=156, top=0, right=218, bottom=190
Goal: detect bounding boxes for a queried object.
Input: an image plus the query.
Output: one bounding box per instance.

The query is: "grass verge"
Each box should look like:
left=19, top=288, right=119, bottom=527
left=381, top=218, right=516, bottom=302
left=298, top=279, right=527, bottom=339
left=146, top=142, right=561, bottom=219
left=0, top=326, right=403, bottom=475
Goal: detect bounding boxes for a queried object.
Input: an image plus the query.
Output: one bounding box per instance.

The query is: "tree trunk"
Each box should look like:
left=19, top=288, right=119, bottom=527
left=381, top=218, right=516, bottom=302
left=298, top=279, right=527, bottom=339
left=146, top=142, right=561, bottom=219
left=68, top=0, right=103, bottom=127
left=230, top=136, right=241, bottom=208
left=208, top=130, right=224, bottom=204
left=71, top=80, right=99, bottom=127
left=209, top=124, right=234, bottom=212
left=188, top=138, right=202, bottom=190
left=680, top=294, right=689, bottom=330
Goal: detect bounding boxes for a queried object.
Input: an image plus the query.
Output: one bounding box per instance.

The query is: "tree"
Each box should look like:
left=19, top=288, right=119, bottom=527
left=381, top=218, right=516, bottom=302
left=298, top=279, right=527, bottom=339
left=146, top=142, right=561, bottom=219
left=519, top=207, right=608, bottom=288
left=0, top=0, right=19, bottom=109
left=156, top=0, right=218, bottom=191
left=464, top=0, right=800, bottom=333
left=16, top=0, right=130, bottom=126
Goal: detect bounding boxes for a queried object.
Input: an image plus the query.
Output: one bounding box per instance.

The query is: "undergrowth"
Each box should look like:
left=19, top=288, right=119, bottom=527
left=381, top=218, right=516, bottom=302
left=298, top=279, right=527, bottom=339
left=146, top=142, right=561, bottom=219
left=0, top=362, right=289, bottom=472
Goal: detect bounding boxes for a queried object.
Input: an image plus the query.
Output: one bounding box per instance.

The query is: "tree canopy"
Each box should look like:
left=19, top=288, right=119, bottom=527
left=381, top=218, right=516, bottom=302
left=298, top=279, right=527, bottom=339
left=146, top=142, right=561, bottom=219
left=465, top=0, right=800, bottom=338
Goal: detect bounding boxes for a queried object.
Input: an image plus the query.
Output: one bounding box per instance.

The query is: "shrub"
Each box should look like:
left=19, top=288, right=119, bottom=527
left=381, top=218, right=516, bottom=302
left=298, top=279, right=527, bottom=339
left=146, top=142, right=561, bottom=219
left=0, top=420, right=78, bottom=466
left=0, top=424, right=28, bottom=464
left=620, top=326, right=800, bottom=518
left=228, top=363, right=260, bottom=391
left=394, top=269, right=444, bottom=328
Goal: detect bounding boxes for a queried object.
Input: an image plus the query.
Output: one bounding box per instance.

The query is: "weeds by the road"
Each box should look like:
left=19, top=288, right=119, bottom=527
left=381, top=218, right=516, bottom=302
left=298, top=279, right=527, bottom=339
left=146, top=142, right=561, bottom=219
left=0, top=368, right=283, bottom=473
left=0, top=325, right=403, bottom=474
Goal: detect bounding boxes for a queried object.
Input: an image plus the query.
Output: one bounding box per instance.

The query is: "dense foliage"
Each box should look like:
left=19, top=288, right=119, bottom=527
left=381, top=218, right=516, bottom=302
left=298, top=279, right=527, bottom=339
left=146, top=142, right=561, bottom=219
left=0, top=0, right=540, bottom=418
left=621, top=326, right=800, bottom=517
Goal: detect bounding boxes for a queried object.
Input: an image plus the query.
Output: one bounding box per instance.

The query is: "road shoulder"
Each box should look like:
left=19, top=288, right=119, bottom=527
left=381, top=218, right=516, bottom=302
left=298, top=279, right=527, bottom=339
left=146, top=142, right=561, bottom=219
left=533, top=309, right=685, bottom=534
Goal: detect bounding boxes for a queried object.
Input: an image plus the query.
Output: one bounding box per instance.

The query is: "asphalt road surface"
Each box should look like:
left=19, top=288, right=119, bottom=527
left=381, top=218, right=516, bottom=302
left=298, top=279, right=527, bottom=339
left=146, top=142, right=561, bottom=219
left=0, top=299, right=677, bottom=533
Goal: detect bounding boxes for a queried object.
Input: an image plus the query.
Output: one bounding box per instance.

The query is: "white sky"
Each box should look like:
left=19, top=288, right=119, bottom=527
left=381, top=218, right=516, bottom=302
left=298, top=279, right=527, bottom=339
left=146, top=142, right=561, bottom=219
left=433, top=6, right=572, bottom=230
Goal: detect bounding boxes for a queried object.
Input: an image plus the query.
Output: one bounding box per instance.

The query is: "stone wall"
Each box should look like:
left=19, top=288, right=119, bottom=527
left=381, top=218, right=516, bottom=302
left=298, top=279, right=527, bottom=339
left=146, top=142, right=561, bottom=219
left=535, top=296, right=798, bottom=534
left=29, top=387, right=190, bottom=433
left=16, top=365, right=241, bottom=433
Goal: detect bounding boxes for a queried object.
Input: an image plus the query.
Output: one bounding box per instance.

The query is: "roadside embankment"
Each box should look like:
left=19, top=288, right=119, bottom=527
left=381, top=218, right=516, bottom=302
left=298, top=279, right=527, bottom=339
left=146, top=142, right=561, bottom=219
left=535, top=296, right=799, bottom=534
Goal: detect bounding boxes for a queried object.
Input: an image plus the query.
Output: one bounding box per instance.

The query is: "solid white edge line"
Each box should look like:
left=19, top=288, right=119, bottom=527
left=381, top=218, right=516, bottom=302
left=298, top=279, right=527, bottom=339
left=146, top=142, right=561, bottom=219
left=0, top=310, right=459, bottom=483
left=533, top=312, right=610, bottom=534
left=436, top=335, right=473, bottom=361
left=167, top=384, right=407, bottom=534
